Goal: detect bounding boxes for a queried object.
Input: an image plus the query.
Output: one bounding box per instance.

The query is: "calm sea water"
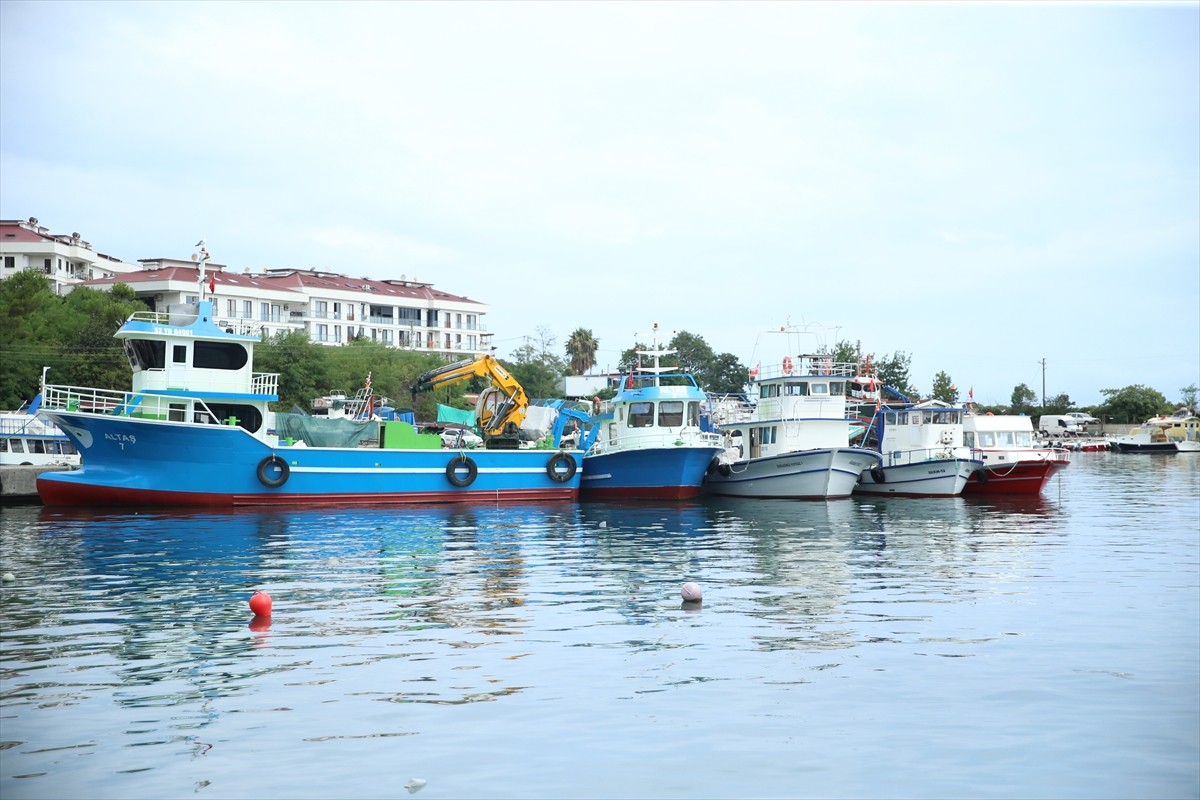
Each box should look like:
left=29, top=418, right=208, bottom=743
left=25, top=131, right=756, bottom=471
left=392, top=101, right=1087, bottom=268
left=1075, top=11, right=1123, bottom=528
left=1, top=453, right=1197, bottom=800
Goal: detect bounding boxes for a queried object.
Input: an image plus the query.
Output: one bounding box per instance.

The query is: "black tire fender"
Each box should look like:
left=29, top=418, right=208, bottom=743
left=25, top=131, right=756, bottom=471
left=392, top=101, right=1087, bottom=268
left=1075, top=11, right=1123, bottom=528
left=546, top=451, right=577, bottom=483
left=446, top=455, right=478, bottom=487
left=257, top=455, right=290, bottom=488
left=870, top=465, right=886, bottom=484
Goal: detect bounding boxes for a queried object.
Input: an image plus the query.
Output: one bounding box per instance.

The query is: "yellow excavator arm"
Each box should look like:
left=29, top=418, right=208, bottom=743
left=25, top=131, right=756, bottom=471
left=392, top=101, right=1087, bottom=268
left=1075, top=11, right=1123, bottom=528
left=411, top=355, right=530, bottom=444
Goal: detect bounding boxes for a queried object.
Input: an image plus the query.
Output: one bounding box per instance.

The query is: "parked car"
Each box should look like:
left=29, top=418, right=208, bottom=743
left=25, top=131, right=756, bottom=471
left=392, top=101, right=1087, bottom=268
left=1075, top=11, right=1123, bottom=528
left=440, top=427, right=483, bottom=448
left=1066, top=412, right=1100, bottom=426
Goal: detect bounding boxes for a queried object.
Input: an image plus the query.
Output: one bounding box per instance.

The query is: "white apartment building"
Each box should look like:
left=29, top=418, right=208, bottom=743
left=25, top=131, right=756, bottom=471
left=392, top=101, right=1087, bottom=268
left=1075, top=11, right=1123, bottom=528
left=1, top=217, right=141, bottom=289
left=0, top=218, right=492, bottom=358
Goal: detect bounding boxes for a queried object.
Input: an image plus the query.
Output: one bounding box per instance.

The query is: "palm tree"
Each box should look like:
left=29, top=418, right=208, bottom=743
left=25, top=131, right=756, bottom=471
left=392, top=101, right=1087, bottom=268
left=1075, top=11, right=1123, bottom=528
left=565, top=328, right=599, bottom=375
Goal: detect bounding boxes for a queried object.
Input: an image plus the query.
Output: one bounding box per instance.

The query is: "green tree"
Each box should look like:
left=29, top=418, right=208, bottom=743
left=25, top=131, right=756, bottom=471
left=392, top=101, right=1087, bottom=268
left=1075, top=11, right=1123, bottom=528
left=825, top=339, right=861, bottom=367
left=565, top=328, right=599, bottom=375
left=706, top=352, right=751, bottom=394
left=1043, top=392, right=1074, bottom=415
left=255, top=330, right=332, bottom=410
left=1098, top=384, right=1171, bottom=425
left=931, top=371, right=959, bottom=404
left=873, top=351, right=914, bottom=399
left=1180, top=383, right=1198, bottom=412
left=510, top=326, right=566, bottom=373
left=0, top=270, right=66, bottom=407
left=618, top=343, right=646, bottom=374
left=506, top=359, right=563, bottom=400
left=1010, top=383, right=1038, bottom=414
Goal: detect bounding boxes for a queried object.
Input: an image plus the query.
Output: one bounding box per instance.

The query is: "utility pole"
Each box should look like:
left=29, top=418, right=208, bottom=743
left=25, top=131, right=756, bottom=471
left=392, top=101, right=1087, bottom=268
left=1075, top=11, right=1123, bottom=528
left=1040, top=357, right=1047, bottom=407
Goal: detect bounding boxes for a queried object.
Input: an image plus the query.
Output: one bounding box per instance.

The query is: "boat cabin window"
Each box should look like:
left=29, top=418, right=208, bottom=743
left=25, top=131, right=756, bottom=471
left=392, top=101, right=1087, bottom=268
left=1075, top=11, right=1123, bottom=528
left=194, top=341, right=249, bottom=371
left=1015, top=431, right=1033, bottom=447
left=828, top=381, right=844, bottom=394
left=810, top=383, right=829, bottom=395
left=964, top=432, right=975, bottom=447
left=923, top=412, right=935, bottom=424
left=659, top=401, right=684, bottom=427
left=761, top=384, right=780, bottom=398
left=173, top=345, right=187, bottom=364
left=784, top=382, right=807, bottom=396
left=628, top=402, right=654, bottom=428
left=687, top=401, right=701, bottom=426
left=8, top=439, right=24, bottom=453
left=978, top=432, right=995, bottom=447
left=125, top=339, right=166, bottom=371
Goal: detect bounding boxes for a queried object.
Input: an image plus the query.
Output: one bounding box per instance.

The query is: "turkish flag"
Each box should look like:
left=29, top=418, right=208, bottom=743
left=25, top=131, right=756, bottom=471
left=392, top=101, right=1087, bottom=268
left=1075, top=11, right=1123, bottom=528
left=209, top=273, right=216, bottom=294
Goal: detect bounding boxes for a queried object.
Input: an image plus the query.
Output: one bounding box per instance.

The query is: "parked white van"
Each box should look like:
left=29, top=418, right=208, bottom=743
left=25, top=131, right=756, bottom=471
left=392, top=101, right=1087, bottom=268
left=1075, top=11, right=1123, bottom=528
left=1038, top=415, right=1082, bottom=434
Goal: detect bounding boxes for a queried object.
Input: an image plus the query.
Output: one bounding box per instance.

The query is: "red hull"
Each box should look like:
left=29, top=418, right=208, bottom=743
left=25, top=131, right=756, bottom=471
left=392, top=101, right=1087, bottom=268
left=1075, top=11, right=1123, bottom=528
left=35, top=480, right=577, bottom=508
left=962, top=459, right=1067, bottom=495
left=581, top=485, right=705, bottom=500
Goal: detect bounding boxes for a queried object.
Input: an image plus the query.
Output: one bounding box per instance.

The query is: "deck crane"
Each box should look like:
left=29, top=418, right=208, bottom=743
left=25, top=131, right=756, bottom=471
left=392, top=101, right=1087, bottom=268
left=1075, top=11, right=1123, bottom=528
left=410, top=355, right=530, bottom=449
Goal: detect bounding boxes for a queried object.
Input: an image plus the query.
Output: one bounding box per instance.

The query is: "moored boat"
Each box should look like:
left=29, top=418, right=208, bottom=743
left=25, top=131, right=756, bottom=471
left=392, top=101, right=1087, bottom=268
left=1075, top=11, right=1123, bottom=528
left=1110, top=414, right=1200, bottom=453
left=703, top=352, right=882, bottom=500
left=854, top=400, right=983, bottom=497
left=36, top=249, right=581, bottom=507
left=576, top=325, right=724, bottom=499
left=961, top=413, right=1069, bottom=494
left=0, top=368, right=81, bottom=467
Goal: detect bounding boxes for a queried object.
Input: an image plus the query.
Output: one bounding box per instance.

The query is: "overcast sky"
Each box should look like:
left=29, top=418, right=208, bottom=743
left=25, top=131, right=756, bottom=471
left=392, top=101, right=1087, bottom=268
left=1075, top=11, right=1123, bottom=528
left=2, top=1, right=1197, bottom=406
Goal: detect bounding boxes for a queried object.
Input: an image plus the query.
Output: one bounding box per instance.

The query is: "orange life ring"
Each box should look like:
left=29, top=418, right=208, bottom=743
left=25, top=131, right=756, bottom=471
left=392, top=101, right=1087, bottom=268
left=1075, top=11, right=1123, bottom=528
left=625, top=375, right=635, bottom=389
left=782, top=356, right=793, bottom=375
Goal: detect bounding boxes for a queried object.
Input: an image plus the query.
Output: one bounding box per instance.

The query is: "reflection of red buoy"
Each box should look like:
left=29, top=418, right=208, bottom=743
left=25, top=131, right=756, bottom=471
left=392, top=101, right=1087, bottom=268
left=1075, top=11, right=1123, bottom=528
left=249, top=590, right=272, bottom=617
left=248, top=615, right=272, bottom=632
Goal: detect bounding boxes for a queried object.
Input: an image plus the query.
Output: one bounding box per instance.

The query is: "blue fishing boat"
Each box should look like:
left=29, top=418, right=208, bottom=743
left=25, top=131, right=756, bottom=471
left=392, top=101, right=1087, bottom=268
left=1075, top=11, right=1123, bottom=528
left=574, top=325, right=723, bottom=500
left=36, top=249, right=580, bottom=507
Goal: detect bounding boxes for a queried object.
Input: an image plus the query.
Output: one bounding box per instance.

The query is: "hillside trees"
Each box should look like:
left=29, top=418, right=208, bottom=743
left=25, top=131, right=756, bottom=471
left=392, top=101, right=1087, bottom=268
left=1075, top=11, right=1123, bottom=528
left=1098, top=385, right=1171, bottom=424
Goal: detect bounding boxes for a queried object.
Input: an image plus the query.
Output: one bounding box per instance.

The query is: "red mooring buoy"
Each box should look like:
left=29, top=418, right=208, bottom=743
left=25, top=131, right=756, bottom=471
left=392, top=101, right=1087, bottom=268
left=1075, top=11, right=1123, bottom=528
left=249, top=590, right=273, bottom=617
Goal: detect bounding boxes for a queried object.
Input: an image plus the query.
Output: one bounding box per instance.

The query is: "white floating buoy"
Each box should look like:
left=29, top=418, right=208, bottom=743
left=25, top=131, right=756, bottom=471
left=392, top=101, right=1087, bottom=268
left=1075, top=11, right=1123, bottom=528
left=404, top=778, right=427, bottom=794
left=681, top=582, right=703, bottom=602
left=599, top=521, right=606, bottom=528
left=2, top=572, right=14, bottom=582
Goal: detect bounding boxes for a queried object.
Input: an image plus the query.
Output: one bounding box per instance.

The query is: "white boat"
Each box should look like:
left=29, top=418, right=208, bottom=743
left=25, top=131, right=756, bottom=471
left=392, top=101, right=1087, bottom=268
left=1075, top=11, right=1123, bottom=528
left=704, top=352, right=882, bottom=499
left=1110, top=414, right=1200, bottom=453
left=961, top=413, right=1069, bottom=494
left=1, top=369, right=81, bottom=467
left=855, top=401, right=983, bottom=497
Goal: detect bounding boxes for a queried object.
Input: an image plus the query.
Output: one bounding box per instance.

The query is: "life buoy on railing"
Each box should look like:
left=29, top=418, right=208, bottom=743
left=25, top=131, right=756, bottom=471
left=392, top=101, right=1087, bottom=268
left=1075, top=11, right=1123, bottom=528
left=446, top=454, right=478, bottom=487
left=782, top=356, right=793, bottom=375
left=821, top=358, right=832, bottom=375
left=257, top=455, right=290, bottom=488
left=546, top=451, right=577, bottom=483
left=625, top=375, right=635, bottom=389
